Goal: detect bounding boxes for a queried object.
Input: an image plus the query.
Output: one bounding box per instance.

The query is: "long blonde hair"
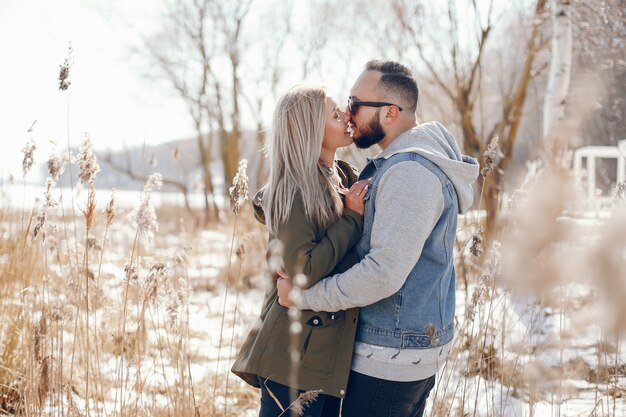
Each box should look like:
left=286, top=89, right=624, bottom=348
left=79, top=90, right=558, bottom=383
left=263, top=85, right=343, bottom=234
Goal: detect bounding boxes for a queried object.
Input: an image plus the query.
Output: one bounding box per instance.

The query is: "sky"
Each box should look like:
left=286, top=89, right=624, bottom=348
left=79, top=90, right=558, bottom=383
left=0, top=0, right=528, bottom=184
left=0, top=0, right=196, bottom=182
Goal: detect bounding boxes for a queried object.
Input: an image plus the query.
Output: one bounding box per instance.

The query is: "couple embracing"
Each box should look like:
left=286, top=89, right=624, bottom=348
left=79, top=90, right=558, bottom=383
left=232, top=60, right=479, bottom=417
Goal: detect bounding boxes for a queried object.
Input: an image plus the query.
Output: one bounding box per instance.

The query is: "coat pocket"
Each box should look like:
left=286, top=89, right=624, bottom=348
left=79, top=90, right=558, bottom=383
left=298, top=311, right=346, bottom=373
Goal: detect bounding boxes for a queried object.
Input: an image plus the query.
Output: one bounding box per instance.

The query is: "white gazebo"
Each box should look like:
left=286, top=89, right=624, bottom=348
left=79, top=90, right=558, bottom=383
left=573, top=139, right=626, bottom=212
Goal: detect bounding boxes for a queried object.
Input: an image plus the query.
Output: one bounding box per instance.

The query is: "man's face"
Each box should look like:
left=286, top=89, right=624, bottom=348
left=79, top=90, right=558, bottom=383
left=353, top=109, right=385, bottom=149
left=348, top=70, right=386, bottom=149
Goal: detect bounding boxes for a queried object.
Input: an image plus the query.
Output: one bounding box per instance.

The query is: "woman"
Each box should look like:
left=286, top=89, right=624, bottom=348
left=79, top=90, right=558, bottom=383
left=231, top=85, right=369, bottom=417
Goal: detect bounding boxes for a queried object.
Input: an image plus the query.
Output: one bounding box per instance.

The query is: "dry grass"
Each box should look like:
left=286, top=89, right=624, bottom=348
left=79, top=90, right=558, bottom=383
left=1, top=45, right=624, bottom=416
left=0, top=171, right=264, bottom=417
left=2, top=149, right=625, bottom=417
left=430, top=158, right=626, bottom=417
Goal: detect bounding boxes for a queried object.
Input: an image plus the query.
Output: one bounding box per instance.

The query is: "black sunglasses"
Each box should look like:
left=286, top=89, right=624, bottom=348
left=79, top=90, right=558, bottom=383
left=348, top=96, right=403, bottom=114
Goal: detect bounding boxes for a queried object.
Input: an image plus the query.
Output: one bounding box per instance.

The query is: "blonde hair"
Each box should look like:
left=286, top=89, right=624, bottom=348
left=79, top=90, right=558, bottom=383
left=263, top=85, right=343, bottom=234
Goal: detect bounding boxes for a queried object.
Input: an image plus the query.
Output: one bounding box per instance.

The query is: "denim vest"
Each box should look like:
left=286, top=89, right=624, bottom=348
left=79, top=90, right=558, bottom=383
left=355, top=152, right=457, bottom=349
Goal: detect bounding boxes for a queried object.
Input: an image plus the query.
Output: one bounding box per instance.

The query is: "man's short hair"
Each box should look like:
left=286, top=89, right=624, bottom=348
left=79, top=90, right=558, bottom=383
left=365, top=60, right=418, bottom=113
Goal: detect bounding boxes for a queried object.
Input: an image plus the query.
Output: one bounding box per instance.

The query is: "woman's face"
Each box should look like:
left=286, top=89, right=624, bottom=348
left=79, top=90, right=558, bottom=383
left=322, top=97, right=353, bottom=152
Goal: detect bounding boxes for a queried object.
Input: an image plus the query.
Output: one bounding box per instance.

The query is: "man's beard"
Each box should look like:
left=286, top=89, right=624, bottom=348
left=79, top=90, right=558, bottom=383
left=354, top=109, right=385, bottom=149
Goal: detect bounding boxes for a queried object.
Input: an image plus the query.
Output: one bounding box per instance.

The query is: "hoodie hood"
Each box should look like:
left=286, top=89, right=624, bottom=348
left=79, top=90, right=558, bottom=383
left=377, top=121, right=479, bottom=213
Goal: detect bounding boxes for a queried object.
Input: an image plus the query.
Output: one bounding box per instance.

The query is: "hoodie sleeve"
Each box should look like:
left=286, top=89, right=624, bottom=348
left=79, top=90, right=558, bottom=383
left=295, top=161, right=444, bottom=311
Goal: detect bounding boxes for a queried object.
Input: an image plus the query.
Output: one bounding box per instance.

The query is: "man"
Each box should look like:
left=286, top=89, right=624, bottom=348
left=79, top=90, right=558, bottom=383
left=278, top=60, right=479, bottom=416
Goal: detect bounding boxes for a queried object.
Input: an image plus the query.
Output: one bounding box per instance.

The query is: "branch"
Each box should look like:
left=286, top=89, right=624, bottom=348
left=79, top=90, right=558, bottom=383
left=499, top=0, right=548, bottom=170
left=101, top=153, right=191, bottom=199
left=466, top=26, right=491, bottom=99
left=447, top=0, right=461, bottom=89
left=392, top=2, right=455, bottom=100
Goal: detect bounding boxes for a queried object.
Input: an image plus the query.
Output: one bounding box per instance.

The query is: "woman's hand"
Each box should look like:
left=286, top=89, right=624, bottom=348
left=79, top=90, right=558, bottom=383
left=276, top=277, right=294, bottom=308
left=341, top=179, right=370, bottom=215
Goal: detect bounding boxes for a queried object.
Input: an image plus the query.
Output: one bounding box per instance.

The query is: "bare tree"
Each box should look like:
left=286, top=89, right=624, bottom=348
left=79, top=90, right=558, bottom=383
left=142, top=0, right=256, bottom=224
left=390, top=0, right=549, bottom=233
left=144, top=0, right=224, bottom=223
left=240, top=0, right=293, bottom=191
left=291, top=1, right=335, bottom=80
left=202, top=0, right=254, bottom=188
left=101, top=150, right=200, bottom=224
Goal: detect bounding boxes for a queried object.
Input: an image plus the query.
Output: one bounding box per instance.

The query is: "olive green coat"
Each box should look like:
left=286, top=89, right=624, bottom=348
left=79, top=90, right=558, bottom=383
left=231, top=161, right=362, bottom=399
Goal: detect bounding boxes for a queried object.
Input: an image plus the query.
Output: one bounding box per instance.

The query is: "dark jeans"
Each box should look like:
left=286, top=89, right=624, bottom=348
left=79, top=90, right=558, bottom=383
left=341, top=371, right=436, bottom=417
left=258, top=377, right=341, bottom=417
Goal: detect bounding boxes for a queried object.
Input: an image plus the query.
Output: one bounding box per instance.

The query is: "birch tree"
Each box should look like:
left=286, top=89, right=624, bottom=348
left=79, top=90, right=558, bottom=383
left=543, top=0, right=573, bottom=151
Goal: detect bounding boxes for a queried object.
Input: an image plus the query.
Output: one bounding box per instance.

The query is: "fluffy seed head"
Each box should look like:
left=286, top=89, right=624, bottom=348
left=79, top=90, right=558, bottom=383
left=22, top=138, right=37, bottom=178
left=47, top=152, right=66, bottom=180
left=32, top=178, right=58, bottom=242
left=470, top=225, right=484, bottom=257
left=134, top=173, right=163, bottom=238
left=32, top=210, right=48, bottom=242
left=143, top=261, right=168, bottom=303
left=124, top=263, right=139, bottom=285
left=77, top=133, right=100, bottom=186
left=58, top=43, right=73, bottom=91
left=104, top=189, right=119, bottom=226
left=289, top=390, right=322, bottom=416
left=144, top=173, right=163, bottom=193
left=86, top=236, right=102, bottom=252
left=229, top=159, right=249, bottom=215
left=481, top=136, right=500, bottom=178
left=82, top=187, right=97, bottom=232
left=43, top=177, right=58, bottom=209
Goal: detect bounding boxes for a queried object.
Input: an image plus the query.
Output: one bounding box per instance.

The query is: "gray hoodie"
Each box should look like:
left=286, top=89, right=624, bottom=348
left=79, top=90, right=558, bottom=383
left=295, top=121, right=479, bottom=312
left=380, top=121, right=478, bottom=213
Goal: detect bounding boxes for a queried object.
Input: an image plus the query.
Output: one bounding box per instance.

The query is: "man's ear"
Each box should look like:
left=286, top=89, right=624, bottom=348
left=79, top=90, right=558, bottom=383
left=382, top=105, right=401, bottom=125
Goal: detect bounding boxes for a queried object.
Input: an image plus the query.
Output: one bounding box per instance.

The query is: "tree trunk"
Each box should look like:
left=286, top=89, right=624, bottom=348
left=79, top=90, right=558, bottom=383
left=195, top=123, right=216, bottom=224
left=225, top=52, right=241, bottom=189
left=543, top=0, right=573, bottom=151
left=225, top=132, right=240, bottom=188
left=255, top=124, right=267, bottom=191
left=219, top=128, right=234, bottom=193
left=482, top=172, right=501, bottom=235
left=485, top=0, right=548, bottom=232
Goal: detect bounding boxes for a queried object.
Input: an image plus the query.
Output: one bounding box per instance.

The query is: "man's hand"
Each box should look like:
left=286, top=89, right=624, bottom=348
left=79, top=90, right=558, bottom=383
left=277, top=277, right=295, bottom=307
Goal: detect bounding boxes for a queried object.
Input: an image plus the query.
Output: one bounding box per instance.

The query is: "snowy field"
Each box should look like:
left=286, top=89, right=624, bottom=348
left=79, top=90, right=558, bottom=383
left=1, top=178, right=625, bottom=417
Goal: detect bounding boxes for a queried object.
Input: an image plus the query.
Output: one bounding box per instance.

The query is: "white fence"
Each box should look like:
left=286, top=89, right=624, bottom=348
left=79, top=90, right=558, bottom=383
left=573, top=139, right=626, bottom=213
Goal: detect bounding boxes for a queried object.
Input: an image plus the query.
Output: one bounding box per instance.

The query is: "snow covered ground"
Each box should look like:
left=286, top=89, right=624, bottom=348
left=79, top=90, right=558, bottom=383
left=1, top=182, right=624, bottom=416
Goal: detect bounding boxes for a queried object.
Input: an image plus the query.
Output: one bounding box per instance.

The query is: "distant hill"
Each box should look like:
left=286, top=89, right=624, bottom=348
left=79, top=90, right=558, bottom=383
left=39, top=132, right=265, bottom=193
